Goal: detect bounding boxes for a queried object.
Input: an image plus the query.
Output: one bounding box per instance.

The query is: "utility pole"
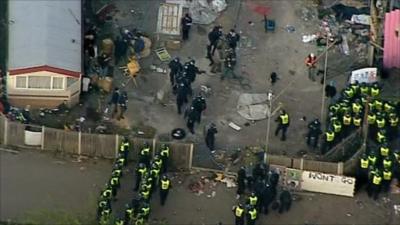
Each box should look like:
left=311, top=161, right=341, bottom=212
left=361, top=97, right=371, bottom=152
left=368, top=0, right=379, bottom=65
left=320, top=35, right=330, bottom=122
left=264, top=90, right=273, bottom=163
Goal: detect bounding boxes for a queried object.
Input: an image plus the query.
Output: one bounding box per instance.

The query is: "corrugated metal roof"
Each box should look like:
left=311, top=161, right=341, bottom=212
left=8, top=0, right=81, bottom=74
left=383, top=9, right=400, bottom=69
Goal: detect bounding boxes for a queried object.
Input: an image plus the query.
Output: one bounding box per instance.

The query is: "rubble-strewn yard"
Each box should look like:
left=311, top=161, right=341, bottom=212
left=84, top=0, right=377, bottom=168
left=2, top=0, right=400, bottom=225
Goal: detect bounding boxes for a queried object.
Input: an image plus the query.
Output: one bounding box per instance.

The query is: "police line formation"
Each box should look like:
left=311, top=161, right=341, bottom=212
left=97, top=138, right=171, bottom=225
left=322, top=81, right=400, bottom=200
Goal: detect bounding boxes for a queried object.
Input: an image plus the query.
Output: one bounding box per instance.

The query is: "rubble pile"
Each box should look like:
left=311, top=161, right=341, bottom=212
left=302, top=3, right=373, bottom=63
left=189, top=0, right=227, bottom=24
left=188, top=176, right=217, bottom=196
left=188, top=173, right=237, bottom=196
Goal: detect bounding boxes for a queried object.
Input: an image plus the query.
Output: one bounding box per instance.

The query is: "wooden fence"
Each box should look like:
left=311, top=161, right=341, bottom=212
left=0, top=115, right=193, bottom=171
left=0, top=115, right=4, bottom=144
left=343, top=147, right=364, bottom=176
left=0, top=115, right=361, bottom=175
left=5, top=120, right=27, bottom=146
left=44, top=127, right=80, bottom=154
left=322, top=129, right=362, bottom=162
left=266, top=155, right=344, bottom=175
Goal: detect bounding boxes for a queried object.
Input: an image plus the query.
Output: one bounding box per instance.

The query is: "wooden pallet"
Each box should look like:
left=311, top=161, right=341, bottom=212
left=154, top=47, right=172, bottom=62
left=156, top=3, right=182, bottom=35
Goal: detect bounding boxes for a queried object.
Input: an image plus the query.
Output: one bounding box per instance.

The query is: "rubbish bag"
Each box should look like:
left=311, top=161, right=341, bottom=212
left=331, top=4, right=370, bottom=21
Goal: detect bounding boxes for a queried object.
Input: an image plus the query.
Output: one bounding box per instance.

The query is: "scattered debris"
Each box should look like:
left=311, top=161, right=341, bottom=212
left=157, top=67, right=167, bottom=73
left=189, top=0, right=227, bottom=24
left=228, top=122, right=241, bottom=131
left=211, top=191, right=216, bottom=197
left=353, top=29, right=369, bottom=36
left=350, top=14, right=371, bottom=25
left=200, top=85, right=212, bottom=97
left=285, top=25, right=295, bottom=33
left=154, top=47, right=171, bottom=62
left=165, top=39, right=182, bottom=50
left=171, top=128, right=186, bottom=140
left=302, top=34, right=317, bottom=43
left=214, top=173, right=224, bottom=181
left=356, top=200, right=364, bottom=209
left=188, top=175, right=220, bottom=196
left=95, top=124, right=107, bottom=133
left=188, top=180, right=205, bottom=195
left=221, top=177, right=236, bottom=188
left=394, top=205, right=400, bottom=215
left=339, top=34, right=350, bottom=55
left=301, top=7, right=315, bottom=21
left=53, top=161, right=66, bottom=165
left=382, top=197, right=391, bottom=204
left=330, top=4, right=370, bottom=21
left=239, top=36, right=253, bottom=48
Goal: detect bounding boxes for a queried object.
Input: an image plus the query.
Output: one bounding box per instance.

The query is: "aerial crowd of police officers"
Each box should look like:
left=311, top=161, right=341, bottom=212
left=97, top=138, right=171, bottom=225
left=319, top=81, right=399, bottom=199
left=95, top=80, right=399, bottom=223
left=322, top=82, right=398, bottom=153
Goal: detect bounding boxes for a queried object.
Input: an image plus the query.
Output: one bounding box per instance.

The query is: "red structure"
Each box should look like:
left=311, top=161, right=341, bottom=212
left=383, top=9, right=400, bottom=69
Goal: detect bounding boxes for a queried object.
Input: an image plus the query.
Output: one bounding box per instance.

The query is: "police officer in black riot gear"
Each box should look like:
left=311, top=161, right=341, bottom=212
left=168, top=57, right=182, bottom=86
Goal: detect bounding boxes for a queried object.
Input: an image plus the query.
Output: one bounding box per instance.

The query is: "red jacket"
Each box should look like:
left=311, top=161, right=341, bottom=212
left=305, top=55, right=317, bottom=67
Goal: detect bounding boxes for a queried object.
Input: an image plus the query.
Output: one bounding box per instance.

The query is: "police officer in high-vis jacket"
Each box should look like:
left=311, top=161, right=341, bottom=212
left=232, top=203, right=245, bottom=225
left=160, top=175, right=171, bottom=206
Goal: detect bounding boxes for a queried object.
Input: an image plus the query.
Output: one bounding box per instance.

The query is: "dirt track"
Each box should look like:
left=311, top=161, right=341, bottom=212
left=1, top=150, right=400, bottom=225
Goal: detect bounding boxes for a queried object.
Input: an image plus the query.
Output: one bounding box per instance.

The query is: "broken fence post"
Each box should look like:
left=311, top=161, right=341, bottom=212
left=337, top=162, right=344, bottom=175
left=78, top=131, right=82, bottom=156
left=300, top=158, right=304, bottom=170
left=115, top=134, right=119, bottom=158
left=4, top=118, right=8, bottom=145
left=188, top=143, right=194, bottom=170
left=41, top=126, right=45, bottom=150
left=152, top=138, right=156, bottom=157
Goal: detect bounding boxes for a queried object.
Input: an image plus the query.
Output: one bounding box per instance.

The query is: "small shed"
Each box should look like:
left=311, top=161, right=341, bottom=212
left=6, top=0, right=82, bottom=108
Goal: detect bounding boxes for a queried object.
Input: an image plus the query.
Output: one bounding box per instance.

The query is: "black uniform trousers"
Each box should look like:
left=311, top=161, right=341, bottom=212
left=275, top=124, right=288, bottom=141
left=160, top=189, right=169, bottom=205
